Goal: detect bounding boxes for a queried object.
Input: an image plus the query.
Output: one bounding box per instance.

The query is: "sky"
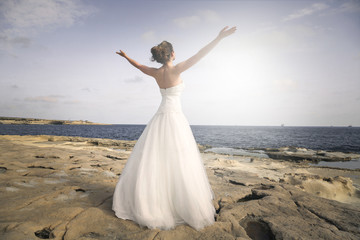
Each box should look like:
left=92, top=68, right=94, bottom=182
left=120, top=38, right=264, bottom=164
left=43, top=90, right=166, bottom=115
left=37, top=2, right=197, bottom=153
left=0, top=0, right=359, bottom=126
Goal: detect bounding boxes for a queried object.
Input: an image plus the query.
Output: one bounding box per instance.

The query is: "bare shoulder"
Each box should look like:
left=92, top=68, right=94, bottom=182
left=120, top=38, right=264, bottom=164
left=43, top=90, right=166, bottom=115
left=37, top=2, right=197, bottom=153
left=152, top=67, right=163, bottom=77
left=150, top=67, right=163, bottom=81
left=173, top=62, right=185, bottom=74
left=140, top=65, right=161, bottom=77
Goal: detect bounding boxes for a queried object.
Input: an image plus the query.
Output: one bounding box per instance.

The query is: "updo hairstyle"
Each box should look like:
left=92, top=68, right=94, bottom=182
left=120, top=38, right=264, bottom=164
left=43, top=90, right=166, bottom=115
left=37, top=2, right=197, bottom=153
left=151, top=41, right=174, bottom=64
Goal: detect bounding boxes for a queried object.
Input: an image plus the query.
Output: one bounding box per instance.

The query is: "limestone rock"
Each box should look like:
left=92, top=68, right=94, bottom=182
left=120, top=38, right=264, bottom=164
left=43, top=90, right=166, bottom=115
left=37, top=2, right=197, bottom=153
left=0, top=135, right=359, bottom=240
left=262, top=147, right=360, bottom=163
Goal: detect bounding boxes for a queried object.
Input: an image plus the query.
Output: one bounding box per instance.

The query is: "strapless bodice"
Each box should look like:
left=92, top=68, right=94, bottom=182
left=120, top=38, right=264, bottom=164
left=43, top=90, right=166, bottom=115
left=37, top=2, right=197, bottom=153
left=159, top=82, right=185, bottom=96
left=157, top=82, right=184, bottom=114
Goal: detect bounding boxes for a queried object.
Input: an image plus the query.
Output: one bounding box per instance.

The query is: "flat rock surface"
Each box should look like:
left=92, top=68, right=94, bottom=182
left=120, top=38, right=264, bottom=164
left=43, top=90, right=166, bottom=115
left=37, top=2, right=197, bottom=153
left=0, top=135, right=359, bottom=240
left=260, top=146, right=360, bottom=163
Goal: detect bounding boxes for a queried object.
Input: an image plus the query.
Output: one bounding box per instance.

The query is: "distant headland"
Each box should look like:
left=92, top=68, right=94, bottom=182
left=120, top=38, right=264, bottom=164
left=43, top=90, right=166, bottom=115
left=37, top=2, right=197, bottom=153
left=0, top=117, right=110, bottom=125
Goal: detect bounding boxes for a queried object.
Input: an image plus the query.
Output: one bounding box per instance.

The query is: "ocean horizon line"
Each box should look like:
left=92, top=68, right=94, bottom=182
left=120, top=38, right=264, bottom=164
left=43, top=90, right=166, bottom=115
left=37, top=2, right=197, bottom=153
left=114, top=123, right=359, bottom=128
left=1, top=116, right=358, bottom=128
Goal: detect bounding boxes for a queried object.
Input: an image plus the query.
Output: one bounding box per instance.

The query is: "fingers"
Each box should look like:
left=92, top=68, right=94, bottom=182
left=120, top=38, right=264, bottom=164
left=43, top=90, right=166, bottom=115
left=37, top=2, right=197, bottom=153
left=225, top=26, right=237, bottom=36
left=227, top=26, right=236, bottom=32
left=218, top=26, right=236, bottom=39
left=221, top=26, right=229, bottom=32
left=116, top=50, right=125, bottom=56
left=220, top=26, right=236, bottom=35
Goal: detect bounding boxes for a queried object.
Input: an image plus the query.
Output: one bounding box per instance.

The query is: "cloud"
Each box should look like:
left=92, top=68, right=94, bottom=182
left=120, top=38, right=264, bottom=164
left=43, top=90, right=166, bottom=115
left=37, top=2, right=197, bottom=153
left=0, top=35, right=31, bottom=48
left=338, top=0, right=360, bottom=13
left=173, top=9, right=220, bottom=29
left=81, top=87, right=91, bottom=92
left=244, top=24, right=318, bottom=52
left=11, top=84, right=19, bottom=89
left=317, top=0, right=360, bottom=16
left=141, top=30, right=156, bottom=42
left=0, top=0, right=96, bottom=49
left=272, top=79, right=297, bottom=91
left=174, top=15, right=200, bottom=29
left=283, top=3, right=329, bottom=21
left=124, top=76, right=143, bottom=83
left=198, top=9, right=220, bottom=22
left=64, top=100, right=81, bottom=104
left=24, top=95, right=65, bottom=103
left=1, top=0, right=95, bottom=35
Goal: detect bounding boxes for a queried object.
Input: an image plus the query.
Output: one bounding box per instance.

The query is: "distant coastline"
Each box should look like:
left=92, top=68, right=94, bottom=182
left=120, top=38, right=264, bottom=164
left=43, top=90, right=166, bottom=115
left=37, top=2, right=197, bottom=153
left=0, top=117, right=110, bottom=125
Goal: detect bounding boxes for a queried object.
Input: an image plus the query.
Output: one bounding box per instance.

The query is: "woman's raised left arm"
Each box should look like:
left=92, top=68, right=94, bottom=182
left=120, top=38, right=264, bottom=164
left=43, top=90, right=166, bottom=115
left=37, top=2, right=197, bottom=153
left=175, top=26, right=236, bottom=74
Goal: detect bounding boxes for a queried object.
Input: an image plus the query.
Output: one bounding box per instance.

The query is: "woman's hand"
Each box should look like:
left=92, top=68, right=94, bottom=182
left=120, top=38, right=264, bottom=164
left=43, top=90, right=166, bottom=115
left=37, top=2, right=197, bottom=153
left=116, top=50, right=127, bottom=58
left=218, top=26, right=237, bottom=39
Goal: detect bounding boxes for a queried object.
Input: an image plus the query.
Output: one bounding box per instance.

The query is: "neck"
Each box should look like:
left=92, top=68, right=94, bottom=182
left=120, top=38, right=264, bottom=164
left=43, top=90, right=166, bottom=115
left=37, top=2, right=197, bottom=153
left=164, top=61, right=173, bottom=67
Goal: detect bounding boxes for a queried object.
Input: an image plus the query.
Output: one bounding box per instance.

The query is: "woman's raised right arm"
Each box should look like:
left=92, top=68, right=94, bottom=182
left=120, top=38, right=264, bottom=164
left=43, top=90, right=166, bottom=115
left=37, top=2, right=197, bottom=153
left=116, top=50, right=157, bottom=77
left=175, top=26, right=236, bottom=73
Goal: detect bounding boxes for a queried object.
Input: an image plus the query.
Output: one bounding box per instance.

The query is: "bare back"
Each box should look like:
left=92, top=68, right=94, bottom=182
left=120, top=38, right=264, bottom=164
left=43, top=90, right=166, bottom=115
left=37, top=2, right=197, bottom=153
left=153, top=65, right=183, bottom=89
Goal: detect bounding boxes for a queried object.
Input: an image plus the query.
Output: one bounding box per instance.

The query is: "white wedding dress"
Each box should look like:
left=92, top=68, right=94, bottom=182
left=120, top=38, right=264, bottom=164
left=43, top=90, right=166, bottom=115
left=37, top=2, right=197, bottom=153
left=112, top=82, right=215, bottom=230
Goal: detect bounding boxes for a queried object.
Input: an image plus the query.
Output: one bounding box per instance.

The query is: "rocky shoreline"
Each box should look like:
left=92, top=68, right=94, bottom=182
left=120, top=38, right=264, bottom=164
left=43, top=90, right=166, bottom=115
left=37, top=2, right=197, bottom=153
left=260, top=146, right=360, bottom=163
left=206, top=146, right=360, bottom=166
left=0, top=135, right=359, bottom=239
left=0, top=117, right=110, bottom=125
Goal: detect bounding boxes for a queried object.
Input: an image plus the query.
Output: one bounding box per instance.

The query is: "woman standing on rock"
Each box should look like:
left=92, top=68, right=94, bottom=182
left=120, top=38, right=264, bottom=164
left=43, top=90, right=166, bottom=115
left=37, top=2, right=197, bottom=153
left=112, top=26, right=236, bottom=230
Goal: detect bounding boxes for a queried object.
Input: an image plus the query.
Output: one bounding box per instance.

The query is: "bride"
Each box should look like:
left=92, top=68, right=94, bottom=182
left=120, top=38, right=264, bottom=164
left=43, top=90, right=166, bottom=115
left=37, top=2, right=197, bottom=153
left=112, top=26, right=236, bottom=230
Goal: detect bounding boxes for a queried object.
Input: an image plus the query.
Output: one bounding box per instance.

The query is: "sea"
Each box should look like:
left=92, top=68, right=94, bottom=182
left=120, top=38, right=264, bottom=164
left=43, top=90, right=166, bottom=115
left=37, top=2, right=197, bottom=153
left=1, top=124, right=359, bottom=169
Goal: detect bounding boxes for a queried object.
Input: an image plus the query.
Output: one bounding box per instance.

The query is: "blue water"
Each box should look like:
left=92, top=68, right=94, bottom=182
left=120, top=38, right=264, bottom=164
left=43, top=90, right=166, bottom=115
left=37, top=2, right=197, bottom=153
left=0, top=124, right=359, bottom=153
